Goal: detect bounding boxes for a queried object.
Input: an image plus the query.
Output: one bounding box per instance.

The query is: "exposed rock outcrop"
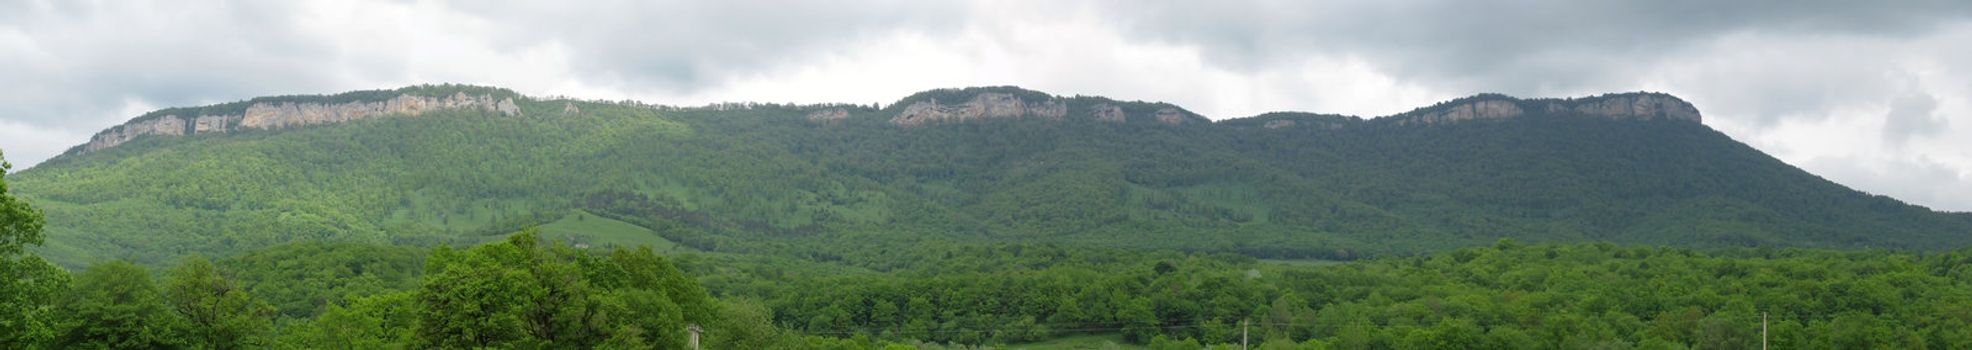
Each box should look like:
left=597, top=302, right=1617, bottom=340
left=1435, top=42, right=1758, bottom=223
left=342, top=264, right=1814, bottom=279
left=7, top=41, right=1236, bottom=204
left=1153, top=108, right=1190, bottom=125
left=1263, top=120, right=1296, bottom=129
left=890, top=92, right=1067, bottom=127
left=1083, top=103, right=1199, bottom=125
left=1568, top=94, right=1701, bottom=122
left=806, top=108, right=849, bottom=124
left=79, top=92, right=520, bottom=154
left=84, top=115, right=186, bottom=152
left=240, top=93, right=507, bottom=129
left=193, top=115, right=239, bottom=134
left=1395, top=93, right=1701, bottom=126
left=1090, top=104, right=1126, bottom=123
left=1398, top=100, right=1525, bottom=126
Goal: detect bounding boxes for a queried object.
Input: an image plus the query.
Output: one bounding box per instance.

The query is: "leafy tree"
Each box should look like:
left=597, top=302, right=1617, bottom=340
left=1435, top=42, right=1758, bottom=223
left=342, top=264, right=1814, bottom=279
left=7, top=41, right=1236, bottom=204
left=414, top=230, right=712, bottom=349
left=53, top=261, right=188, bottom=349
left=222, top=242, right=422, bottom=318
left=1120, top=298, right=1160, bottom=344
left=1405, top=318, right=1484, bottom=350
left=0, top=150, right=67, bottom=348
left=276, top=291, right=415, bottom=349
left=162, top=256, right=274, bottom=350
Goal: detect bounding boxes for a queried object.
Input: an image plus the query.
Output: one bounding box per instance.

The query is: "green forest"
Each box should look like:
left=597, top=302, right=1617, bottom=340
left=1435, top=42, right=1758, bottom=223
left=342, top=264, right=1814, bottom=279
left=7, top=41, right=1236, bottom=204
left=5, top=85, right=1972, bottom=349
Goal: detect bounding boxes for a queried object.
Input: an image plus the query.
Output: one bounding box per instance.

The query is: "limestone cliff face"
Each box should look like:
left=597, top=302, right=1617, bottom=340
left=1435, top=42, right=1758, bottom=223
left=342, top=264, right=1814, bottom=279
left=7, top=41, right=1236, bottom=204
left=1565, top=94, right=1700, bottom=122
left=80, top=92, right=520, bottom=154
left=84, top=115, right=188, bottom=153
left=1398, top=100, right=1526, bottom=126
left=889, top=92, right=1067, bottom=127
left=193, top=115, right=240, bottom=134
left=1395, top=93, right=1700, bottom=126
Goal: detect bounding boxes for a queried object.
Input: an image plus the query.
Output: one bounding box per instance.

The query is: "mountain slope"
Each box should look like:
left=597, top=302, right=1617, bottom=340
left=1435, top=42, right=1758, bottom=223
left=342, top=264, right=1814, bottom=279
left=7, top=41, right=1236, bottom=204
left=12, top=85, right=1968, bottom=267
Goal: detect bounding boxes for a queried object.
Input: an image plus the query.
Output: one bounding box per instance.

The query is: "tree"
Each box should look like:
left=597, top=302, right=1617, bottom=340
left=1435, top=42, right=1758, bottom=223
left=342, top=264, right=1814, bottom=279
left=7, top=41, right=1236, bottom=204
left=2, top=150, right=67, bottom=348
left=414, top=234, right=555, bottom=348
left=163, top=256, right=274, bottom=350
left=277, top=291, right=415, bottom=349
left=0, top=150, right=46, bottom=258
left=54, top=261, right=188, bottom=349
left=1404, top=318, right=1485, bottom=350
left=1121, top=298, right=1161, bottom=344
left=415, top=230, right=705, bottom=349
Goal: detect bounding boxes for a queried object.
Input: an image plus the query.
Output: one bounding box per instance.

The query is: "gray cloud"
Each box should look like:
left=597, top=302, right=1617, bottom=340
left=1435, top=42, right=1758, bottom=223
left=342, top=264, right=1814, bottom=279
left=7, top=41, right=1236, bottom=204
left=1883, top=92, right=1945, bottom=144
left=0, top=1, right=366, bottom=129
left=1108, top=1, right=1972, bottom=97
left=1804, top=154, right=1972, bottom=212
left=442, top=0, right=967, bottom=94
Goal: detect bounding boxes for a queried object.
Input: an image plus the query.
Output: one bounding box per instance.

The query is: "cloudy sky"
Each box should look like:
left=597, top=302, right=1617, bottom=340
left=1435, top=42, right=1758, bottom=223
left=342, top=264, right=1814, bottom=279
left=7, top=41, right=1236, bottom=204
left=3, top=0, right=1970, bottom=211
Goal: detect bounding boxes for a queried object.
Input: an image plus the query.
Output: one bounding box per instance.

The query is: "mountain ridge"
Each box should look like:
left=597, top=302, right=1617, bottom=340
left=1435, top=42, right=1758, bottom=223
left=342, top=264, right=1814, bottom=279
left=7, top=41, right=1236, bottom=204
left=29, top=84, right=1944, bottom=270
left=56, top=85, right=1701, bottom=160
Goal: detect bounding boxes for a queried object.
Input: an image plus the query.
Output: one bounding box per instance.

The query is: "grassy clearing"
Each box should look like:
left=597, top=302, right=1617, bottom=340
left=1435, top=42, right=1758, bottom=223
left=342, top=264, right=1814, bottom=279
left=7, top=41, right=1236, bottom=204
left=535, top=210, right=689, bottom=253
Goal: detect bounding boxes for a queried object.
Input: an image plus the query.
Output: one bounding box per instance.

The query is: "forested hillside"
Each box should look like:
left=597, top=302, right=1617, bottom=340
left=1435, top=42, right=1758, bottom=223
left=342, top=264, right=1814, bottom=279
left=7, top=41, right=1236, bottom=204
left=4, top=82, right=1972, bottom=349
left=11, top=85, right=1967, bottom=268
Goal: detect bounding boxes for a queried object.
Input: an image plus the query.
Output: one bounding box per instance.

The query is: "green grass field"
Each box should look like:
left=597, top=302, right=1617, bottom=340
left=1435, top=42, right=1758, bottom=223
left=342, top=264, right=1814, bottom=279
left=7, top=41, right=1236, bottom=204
left=535, top=210, right=690, bottom=253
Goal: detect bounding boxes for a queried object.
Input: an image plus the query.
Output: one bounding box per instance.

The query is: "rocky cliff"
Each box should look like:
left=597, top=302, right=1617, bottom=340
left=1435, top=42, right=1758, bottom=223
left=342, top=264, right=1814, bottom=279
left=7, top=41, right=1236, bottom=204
left=70, top=86, right=1704, bottom=157
left=886, top=89, right=1207, bottom=127
left=79, top=92, right=520, bottom=154
left=890, top=92, right=1068, bottom=126
left=1394, top=93, right=1700, bottom=126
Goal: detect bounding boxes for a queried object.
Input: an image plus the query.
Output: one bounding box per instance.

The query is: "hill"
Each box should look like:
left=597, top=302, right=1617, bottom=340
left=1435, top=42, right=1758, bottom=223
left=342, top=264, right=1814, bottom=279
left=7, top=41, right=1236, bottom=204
left=11, top=85, right=1969, bottom=267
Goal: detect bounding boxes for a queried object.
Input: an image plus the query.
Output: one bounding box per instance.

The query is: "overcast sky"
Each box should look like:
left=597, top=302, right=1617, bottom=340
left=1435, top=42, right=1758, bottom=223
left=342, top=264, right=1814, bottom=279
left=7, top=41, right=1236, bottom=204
left=3, top=0, right=1970, bottom=211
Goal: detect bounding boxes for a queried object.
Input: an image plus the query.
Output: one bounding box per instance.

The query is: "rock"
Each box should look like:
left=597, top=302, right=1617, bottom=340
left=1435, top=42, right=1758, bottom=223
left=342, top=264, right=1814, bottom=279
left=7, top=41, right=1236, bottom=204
left=1154, top=108, right=1189, bottom=125
left=1567, top=94, right=1701, bottom=123
left=890, top=92, right=1069, bottom=127
left=1090, top=104, right=1126, bottom=123
left=193, top=115, right=239, bottom=134
left=81, top=92, right=523, bottom=154
left=1399, top=100, right=1524, bottom=126
left=806, top=108, right=849, bottom=124
left=497, top=98, right=521, bottom=116
left=1028, top=99, right=1067, bottom=120
left=564, top=102, right=581, bottom=115
left=83, top=115, right=186, bottom=152
left=1264, top=120, right=1297, bottom=129
left=1395, top=93, right=1701, bottom=126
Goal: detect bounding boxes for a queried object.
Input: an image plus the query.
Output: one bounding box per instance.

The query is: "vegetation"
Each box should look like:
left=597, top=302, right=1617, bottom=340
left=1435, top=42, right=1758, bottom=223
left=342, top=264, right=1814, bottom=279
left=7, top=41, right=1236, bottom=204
left=755, top=240, right=1972, bottom=348
left=5, top=86, right=1972, bottom=348
left=14, top=86, right=1969, bottom=269
left=1, top=150, right=68, bottom=347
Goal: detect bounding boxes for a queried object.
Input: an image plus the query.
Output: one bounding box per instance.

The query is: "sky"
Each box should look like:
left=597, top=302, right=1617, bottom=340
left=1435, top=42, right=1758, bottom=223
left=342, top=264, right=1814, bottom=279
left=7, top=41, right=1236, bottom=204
left=2, top=0, right=1970, bottom=211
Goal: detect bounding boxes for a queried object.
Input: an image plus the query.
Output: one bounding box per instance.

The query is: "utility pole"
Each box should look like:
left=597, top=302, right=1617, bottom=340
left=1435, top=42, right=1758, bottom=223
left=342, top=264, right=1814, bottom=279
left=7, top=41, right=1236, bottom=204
left=1761, top=312, right=1768, bottom=350
left=1242, top=319, right=1249, bottom=350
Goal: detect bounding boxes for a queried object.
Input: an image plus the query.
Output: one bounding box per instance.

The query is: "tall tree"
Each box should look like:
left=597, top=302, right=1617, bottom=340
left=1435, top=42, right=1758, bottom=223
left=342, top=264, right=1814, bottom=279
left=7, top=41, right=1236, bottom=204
left=414, top=230, right=703, bottom=349
left=0, top=149, right=67, bottom=348
left=54, top=261, right=188, bottom=349
left=163, top=256, right=274, bottom=350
